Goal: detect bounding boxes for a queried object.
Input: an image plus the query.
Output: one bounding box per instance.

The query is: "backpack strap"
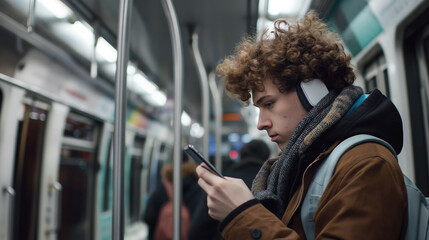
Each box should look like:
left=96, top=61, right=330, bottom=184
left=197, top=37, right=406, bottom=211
left=301, top=134, right=396, bottom=240
left=403, top=174, right=429, bottom=240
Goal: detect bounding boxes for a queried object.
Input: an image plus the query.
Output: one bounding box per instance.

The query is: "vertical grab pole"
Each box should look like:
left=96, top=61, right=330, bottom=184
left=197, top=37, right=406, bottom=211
left=113, top=0, right=133, bottom=239
left=191, top=31, right=210, bottom=159
left=209, top=72, right=223, bottom=172
left=161, top=0, right=184, bottom=239
left=91, top=23, right=100, bottom=79
left=27, top=0, right=36, bottom=32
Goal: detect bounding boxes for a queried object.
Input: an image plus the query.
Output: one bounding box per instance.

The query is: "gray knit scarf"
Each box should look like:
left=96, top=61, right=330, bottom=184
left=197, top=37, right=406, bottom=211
left=251, top=85, right=363, bottom=217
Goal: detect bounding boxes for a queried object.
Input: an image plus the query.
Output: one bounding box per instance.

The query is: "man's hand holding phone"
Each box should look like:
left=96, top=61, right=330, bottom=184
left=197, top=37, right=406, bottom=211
left=196, top=164, right=254, bottom=221
left=183, top=145, right=224, bottom=178
left=184, top=145, right=254, bottom=221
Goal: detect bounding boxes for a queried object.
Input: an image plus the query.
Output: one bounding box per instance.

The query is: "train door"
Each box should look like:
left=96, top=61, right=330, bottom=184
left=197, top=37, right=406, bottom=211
left=0, top=83, right=25, bottom=240
left=58, top=112, right=100, bottom=240
left=363, top=54, right=391, bottom=98
left=12, top=97, right=50, bottom=240
left=416, top=26, right=429, bottom=185
left=403, top=18, right=429, bottom=195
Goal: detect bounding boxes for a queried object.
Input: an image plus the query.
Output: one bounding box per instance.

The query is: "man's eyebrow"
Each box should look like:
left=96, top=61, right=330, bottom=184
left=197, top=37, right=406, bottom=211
left=253, top=95, right=268, bottom=107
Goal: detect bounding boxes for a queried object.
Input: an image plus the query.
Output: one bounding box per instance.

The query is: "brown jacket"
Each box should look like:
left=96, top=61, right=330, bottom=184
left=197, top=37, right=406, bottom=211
left=221, top=141, right=408, bottom=240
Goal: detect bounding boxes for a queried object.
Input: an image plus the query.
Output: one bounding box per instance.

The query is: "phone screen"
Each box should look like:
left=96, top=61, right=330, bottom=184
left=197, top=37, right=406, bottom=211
left=183, top=145, right=224, bottom=178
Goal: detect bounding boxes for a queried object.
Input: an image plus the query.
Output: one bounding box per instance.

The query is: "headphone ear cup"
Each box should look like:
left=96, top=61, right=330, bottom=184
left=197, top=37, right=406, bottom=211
left=296, top=79, right=329, bottom=111
left=296, top=83, right=313, bottom=111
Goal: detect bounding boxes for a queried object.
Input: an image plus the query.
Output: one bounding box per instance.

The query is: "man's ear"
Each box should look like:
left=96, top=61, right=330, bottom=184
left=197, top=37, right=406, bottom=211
left=296, top=79, right=329, bottom=111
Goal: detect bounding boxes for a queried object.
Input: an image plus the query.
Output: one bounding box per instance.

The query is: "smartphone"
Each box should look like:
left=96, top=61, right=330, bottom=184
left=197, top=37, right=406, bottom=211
left=183, top=145, right=224, bottom=178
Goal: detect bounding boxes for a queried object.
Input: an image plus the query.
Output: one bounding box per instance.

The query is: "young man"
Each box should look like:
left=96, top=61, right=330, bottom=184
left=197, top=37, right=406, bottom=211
left=196, top=11, right=408, bottom=239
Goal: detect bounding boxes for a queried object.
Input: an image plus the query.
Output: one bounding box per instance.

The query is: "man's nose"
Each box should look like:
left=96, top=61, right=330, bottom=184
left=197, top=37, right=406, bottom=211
left=257, top=112, right=271, bottom=130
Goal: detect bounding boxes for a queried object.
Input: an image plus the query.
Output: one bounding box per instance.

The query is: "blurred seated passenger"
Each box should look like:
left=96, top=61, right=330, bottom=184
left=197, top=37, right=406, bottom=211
left=224, top=139, right=271, bottom=187
left=143, top=154, right=203, bottom=240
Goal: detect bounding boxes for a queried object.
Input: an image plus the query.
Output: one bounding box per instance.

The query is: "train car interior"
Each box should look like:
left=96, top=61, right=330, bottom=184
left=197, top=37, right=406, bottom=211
left=0, top=0, right=428, bottom=239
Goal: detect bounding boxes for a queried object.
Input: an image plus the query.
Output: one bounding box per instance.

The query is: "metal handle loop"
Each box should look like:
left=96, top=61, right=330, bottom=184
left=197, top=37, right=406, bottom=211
left=3, top=186, right=16, bottom=240
left=49, top=182, right=62, bottom=233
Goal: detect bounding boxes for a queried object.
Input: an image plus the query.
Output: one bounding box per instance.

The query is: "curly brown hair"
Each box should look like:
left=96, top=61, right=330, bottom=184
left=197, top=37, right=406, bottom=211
left=216, top=11, right=355, bottom=105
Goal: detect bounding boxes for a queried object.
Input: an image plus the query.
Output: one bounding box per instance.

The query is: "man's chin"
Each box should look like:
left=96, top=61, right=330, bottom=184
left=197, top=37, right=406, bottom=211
left=277, top=141, right=289, bottom=151
left=277, top=143, right=286, bottom=151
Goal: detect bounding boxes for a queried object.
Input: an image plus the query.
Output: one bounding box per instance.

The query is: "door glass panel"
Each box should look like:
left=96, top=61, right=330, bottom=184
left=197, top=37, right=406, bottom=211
left=63, top=113, right=98, bottom=141
left=13, top=103, right=47, bottom=240
left=58, top=148, right=95, bottom=240
left=58, top=113, right=99, bottom=240
left=383, top=69, right=391, bottom=99
left=365, top=76, right=377, bottom=92
left=363, top=54, right=390, bottom=98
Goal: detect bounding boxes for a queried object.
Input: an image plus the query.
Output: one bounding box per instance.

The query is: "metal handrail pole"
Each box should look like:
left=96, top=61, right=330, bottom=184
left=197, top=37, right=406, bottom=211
left=209, top=72, right=223, bottom=172
left=27, top=0, right=36, bottom=32
left=113, top=0, right=133, bottom=239
left=191, top=32, right=210, bottom=159
left=91, top=24, right=100, bottom=79
left=161, top=0, right=184, bottom=239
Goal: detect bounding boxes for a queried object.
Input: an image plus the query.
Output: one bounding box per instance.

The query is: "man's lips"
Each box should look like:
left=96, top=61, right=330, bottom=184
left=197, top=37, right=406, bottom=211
left=269, top=134, right=278, bottom=142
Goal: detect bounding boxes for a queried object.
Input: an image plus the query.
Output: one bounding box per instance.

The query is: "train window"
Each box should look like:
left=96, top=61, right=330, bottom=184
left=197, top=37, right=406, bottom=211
left=59, top=148, right=96, bottom=240
left=129, top=137, right=146, bottom=223
left=363, top=54, right=391, bottom=98
left=63, top=112, right=99, bottom=142
left=383, top=69, right=391, bottom=99
left=365, top=76, right=377, bottom=93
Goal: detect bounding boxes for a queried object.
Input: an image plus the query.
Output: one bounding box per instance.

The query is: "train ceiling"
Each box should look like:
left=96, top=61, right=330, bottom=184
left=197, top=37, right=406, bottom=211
left=1, top=0, right=336, bottom=136
left=64, top=0, right=259, bottom=134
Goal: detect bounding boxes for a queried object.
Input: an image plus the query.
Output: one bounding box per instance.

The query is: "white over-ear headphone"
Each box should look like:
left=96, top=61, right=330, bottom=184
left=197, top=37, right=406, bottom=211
left=296, top=79, right=329, bottom=111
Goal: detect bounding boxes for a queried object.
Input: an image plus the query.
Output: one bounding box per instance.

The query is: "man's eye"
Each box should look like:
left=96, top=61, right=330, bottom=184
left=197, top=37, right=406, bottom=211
left=264, top=102, right=273, bottom=108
